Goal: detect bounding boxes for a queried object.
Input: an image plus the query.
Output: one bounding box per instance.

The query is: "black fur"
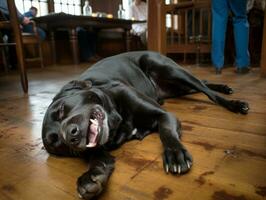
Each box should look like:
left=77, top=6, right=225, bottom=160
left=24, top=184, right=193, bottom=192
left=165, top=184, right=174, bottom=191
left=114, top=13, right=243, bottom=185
left=42, top=51, right=249, bottom=199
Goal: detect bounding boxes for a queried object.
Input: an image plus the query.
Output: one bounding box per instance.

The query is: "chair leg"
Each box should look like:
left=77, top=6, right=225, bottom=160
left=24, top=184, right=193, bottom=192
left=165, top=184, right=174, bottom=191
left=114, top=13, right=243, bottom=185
left=19, top=66, right=28, bottom=93
left=15, top=46, right=28, bottom=93
left=38, top=42, right=44, bottom=68
left=1, top=48, right=9, bottom=73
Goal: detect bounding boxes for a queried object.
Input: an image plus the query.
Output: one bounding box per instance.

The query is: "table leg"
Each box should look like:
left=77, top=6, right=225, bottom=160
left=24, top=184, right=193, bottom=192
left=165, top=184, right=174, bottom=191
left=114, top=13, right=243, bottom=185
left=125, top=29, right=131, bottom=51
left=70, top=28, right=79, bottom=65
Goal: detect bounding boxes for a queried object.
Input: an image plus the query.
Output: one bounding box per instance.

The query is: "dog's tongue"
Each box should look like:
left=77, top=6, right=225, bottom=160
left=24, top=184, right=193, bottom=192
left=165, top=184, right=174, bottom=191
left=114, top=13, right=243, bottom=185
left=87, top=120, right=98, bottom=147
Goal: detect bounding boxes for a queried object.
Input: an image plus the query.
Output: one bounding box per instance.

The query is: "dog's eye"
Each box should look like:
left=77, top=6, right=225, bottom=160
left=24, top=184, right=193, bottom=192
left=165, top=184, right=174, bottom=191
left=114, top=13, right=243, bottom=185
left=58, top=102, right=65, bottom=120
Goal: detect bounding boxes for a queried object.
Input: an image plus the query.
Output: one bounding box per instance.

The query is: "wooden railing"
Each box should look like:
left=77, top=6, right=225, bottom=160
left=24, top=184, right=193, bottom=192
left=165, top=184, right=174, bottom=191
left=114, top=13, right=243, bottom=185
left=148, top=0, right=211, bottom=63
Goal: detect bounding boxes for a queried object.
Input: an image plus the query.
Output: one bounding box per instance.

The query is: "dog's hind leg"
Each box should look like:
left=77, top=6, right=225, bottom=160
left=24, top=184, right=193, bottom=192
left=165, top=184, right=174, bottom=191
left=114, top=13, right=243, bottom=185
left=173, top=70, right=249, bottom=114
left=144, top=55, right=249, bottom=114
left=202, top=80, right=233, bottom=95
left=170, top=81, right=234, bottom=97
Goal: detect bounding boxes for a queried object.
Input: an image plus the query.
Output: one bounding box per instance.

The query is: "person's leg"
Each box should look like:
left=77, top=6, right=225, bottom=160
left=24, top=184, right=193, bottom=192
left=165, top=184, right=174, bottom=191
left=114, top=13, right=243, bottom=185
left=23, top=24, right=46, bottom=40
left=139, top=31, right=147, bottom=47
left=87, top=30, right=97, bottom=58
left=229, top=0, right=250, bottom=70
left=211, top=0, right=229, bottom=72
left=36, top=27, right=46, bottom=41
left=187, top=10, right=193, bottom=37
left=77, top=27, right=91, bottom=61
left=22, top=24, right=33, bottom=34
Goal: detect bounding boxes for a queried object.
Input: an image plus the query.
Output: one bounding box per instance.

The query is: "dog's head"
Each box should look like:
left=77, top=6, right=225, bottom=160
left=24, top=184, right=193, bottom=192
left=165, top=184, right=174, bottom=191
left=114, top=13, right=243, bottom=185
left=42, top=80, right=122, bottom=155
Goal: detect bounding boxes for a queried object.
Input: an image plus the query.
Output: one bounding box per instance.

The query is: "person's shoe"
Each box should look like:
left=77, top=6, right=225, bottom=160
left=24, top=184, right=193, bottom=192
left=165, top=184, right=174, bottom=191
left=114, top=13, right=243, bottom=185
left=215, top=68, right=222, bottom=75
left=235, top=67, right=251, bottom=74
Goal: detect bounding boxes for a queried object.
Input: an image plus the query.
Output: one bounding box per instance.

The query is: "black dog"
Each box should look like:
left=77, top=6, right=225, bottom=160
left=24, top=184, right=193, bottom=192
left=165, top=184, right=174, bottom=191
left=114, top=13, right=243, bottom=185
left=42, top=51, right=249, bottom=199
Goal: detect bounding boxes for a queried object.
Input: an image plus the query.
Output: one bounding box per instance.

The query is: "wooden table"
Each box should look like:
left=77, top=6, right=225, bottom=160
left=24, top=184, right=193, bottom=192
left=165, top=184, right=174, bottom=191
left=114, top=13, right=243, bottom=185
left=34, top=13, right=144, bottom=65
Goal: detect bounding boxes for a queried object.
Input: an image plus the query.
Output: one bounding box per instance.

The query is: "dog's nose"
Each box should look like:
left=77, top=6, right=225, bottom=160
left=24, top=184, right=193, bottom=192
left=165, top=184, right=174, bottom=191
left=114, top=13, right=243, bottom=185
left=66, top=124, right=81, bottom=145
left=68, top=124, right=79, bottom=136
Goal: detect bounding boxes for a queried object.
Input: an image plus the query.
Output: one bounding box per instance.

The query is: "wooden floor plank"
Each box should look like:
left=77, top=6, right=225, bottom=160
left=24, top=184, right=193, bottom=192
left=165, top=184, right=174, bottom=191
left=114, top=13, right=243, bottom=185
left=0, top=65, right=265, bottom=200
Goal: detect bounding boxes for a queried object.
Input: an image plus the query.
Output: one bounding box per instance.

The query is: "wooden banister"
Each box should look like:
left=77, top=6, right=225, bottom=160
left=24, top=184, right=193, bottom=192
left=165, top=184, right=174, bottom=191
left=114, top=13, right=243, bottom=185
left=148, top=0, right=212, bottom=64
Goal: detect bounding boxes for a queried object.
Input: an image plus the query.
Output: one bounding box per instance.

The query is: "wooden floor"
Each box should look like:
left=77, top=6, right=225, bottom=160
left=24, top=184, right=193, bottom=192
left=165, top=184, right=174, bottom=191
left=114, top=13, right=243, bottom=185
left=0, top=64, right=265, bottom=200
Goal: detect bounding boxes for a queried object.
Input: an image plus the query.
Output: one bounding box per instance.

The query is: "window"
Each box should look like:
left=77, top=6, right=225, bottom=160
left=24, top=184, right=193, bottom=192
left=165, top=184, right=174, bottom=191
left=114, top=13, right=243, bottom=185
left=15, top=0, right=48, bottom=16
left=122, top=0, right=133, bottom=19
left=54, top=0, right=81, bottom=15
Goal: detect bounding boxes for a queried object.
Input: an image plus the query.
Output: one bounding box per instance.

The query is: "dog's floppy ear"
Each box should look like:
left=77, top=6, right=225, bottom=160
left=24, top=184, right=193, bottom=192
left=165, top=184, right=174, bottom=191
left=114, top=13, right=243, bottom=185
left=62, top=80, right=92, bottom=91
left=54, top=80, right=92, bottom=100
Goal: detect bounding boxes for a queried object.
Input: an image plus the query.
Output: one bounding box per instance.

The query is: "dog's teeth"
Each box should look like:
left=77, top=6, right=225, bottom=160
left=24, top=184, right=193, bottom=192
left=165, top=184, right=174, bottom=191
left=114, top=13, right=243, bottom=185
left=90, top=119, right=98, bottom=125
left=86, top=143, right=96, bottom=148
left=78, top=193, right=82, bottom=199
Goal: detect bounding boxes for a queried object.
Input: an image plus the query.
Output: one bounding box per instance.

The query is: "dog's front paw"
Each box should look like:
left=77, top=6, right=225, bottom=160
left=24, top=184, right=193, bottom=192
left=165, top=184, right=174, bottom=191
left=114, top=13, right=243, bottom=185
left=230, top=100, right=249, bottom=114
left=77, top=168, right=107, bottom=200
left=162, top=148, right=193, bottom=175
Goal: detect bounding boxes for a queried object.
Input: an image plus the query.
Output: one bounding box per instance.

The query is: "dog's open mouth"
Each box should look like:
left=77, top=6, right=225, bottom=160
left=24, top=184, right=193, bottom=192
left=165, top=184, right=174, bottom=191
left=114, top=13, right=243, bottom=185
left=86, top=109, right=104, bottom=148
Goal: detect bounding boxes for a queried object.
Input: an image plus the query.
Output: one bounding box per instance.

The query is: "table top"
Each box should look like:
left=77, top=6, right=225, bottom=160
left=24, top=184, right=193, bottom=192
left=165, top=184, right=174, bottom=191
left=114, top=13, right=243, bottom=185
left=34, top=12, right=145, bottom=29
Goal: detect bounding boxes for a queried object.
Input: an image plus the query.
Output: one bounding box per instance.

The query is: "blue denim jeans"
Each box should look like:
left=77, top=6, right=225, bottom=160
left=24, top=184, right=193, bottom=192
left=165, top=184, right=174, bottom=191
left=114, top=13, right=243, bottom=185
left=77, top=27, right=97, bottom=61
left=23, top=24, right=46, bottom=41
left=211, top=0, right=250, bottom=69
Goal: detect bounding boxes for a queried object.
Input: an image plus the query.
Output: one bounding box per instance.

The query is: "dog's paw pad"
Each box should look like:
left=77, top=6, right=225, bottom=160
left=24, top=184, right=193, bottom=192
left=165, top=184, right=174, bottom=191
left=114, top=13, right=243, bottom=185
left=223, top=85, right=233, bottom=94
left=77, top=172, right=106, bottom=200
left=162, top=148, right=193, bottom=175
left=231, top=100, right=249, bottom=114
left=239, top=102, right=249, bottom=114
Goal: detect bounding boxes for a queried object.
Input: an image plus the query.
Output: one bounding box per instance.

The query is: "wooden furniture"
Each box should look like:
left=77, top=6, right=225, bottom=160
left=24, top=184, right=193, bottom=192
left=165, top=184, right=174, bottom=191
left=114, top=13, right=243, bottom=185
left=22, top=21, right=44, bottom=68
left=0, top=0, right=28, bottom=93
left=90, top=0, right=123, bottom=17
left=0, top=0, right=45, bottom=93
left=0, top=64, right=265, bottom=200
left=34, top=13, right=144, bottom=65
left=148, top=0, right=211, bottom=63
left=0, top=19, right=44, bottom=71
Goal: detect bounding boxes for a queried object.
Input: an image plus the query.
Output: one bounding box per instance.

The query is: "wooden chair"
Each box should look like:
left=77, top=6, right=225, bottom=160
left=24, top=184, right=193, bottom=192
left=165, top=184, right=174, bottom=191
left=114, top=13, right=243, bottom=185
left=21, top=20, right=44, bottom=68
left=0, top=0, right=44, bottom=93
left=148, top=0, right=211, bottom=64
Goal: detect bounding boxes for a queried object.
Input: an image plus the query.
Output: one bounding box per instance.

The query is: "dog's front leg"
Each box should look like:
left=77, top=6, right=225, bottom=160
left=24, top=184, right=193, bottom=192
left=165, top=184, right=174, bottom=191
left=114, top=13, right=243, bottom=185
left=77, top=150, right=115, bottom=200
left=110, top=83, right=193, bottom=175
left=159, top=112, right=193, bottom=175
